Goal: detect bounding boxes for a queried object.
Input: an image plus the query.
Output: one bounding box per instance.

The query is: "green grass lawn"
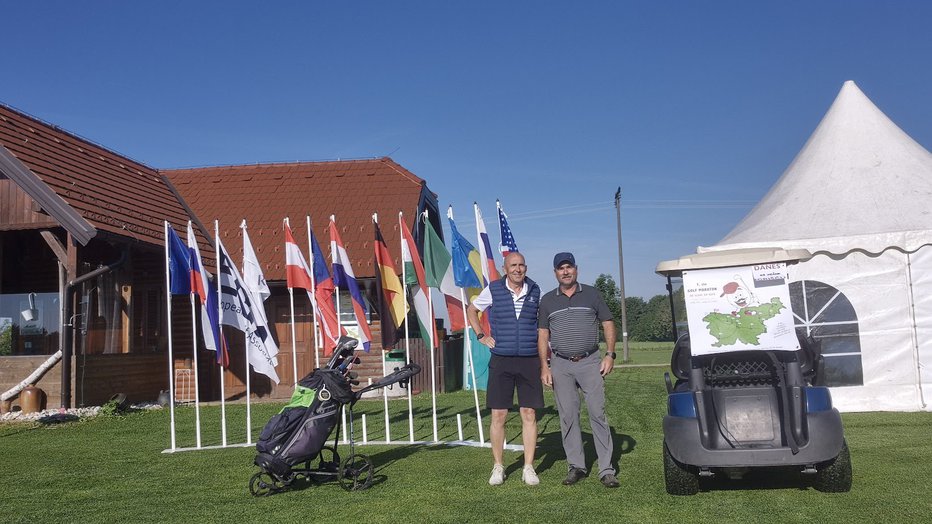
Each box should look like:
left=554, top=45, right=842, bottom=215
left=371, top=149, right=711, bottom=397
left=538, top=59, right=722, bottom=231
left=2, top=367, right=932, bottom=523
left=606, top=340, right=673, bottom=366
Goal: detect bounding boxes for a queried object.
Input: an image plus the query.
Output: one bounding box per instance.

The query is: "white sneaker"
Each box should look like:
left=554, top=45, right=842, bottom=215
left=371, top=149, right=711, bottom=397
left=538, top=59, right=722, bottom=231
left=489, top=464, right=506, bottom=485
left=522, top=464, right=540, bottom=486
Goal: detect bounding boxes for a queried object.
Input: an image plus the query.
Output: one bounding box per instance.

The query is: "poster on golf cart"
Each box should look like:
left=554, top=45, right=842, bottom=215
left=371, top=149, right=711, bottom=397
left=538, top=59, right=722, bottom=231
left=682, top=263, right=798, bottom=355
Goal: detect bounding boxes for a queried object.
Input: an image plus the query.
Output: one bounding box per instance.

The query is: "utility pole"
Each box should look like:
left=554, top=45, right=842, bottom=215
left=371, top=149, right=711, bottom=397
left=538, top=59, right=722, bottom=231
left=614, top=187, right=630, bottom=362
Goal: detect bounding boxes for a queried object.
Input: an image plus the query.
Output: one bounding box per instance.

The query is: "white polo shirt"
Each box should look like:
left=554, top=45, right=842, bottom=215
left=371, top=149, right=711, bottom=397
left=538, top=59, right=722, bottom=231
left=471, top=281, right=529, bottom=319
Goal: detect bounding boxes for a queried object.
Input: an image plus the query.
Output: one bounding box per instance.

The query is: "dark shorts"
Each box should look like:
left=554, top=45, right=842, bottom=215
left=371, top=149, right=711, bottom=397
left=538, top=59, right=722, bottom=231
left=486, top=355, right=544, bottom=410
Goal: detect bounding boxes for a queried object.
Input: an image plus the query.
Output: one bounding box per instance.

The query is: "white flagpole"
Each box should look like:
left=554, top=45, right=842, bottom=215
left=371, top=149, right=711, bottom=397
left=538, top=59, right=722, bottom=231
left=163, top=221, right=177, bottom=451
left=306, top=216, right=321, bottom=370
left=187, top=221, right=203, bottom=448
left=285, top=218, right=299, bottom=387
left=422, top=210, right=439, bottom=443
left=400, top=212, right=415, bottom=443
left=189, top=280, right=203, bottom=446
left=374, top=213, right=392, bottom=443
left=240, top=219, right=253, bottom=445
left=449, top=205, right=484, bottom=444
left=215, top=220, right=227, bottom=447
left=461, top=290, right=485, bottom=444
left=330, top=215, right=343, bottom=333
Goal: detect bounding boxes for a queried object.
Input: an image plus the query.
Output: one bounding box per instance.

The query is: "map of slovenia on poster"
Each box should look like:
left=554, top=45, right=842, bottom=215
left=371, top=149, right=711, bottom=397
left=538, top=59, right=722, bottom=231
left=683, top=263, right=798, bottom=355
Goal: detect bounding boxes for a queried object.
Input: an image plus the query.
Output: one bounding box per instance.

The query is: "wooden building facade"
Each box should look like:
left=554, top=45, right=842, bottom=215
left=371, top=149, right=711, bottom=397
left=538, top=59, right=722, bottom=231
left=1, top=103, right=446, bottom=410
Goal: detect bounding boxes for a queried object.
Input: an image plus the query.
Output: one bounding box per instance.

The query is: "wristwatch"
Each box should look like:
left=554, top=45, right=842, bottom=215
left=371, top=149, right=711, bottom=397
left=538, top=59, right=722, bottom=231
left=607, top=352, right=617, bottom=359
left=477, top=333, right=485, bottom=340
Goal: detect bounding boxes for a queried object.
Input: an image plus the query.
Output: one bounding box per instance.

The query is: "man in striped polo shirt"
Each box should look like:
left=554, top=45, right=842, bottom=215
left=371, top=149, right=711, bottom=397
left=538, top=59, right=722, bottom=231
left=538, top=252, right=620, bottom=488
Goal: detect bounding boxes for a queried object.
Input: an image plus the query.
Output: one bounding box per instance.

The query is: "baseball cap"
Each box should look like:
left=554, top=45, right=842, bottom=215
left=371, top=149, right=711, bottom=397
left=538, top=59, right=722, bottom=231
left=553, top=252, right=576, bottom=269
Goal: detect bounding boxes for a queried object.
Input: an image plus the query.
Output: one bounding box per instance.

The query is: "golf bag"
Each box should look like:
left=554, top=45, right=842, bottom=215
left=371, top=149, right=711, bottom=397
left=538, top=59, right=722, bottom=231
left=254, top=367, right=355, bottom=479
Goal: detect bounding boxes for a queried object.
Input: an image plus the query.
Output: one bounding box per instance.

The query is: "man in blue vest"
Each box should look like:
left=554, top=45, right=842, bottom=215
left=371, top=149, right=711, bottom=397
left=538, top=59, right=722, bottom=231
left=467, top=252, right=543, bottom=486
left=539, top=252, right=620, bottom=488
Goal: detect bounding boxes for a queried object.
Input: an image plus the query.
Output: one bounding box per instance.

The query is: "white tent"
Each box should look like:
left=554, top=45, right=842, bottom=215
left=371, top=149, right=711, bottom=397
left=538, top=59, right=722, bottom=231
left=698, top=80, right=932, bottom=412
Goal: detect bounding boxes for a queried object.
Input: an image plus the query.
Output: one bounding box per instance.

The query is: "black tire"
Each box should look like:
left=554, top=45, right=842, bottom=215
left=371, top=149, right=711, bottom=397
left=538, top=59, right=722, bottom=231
left=664, top=443, right=700, bottom=496
left=813, top=440, right=852, bottom=493
left=338, top=453, right=374, bottom=491
left=249, top=472, right=278, bottom=497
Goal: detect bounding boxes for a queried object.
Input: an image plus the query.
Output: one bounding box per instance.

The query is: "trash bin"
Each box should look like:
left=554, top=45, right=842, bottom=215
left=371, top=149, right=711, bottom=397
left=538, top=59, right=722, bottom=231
left=443, top=336, right=464, bottom=392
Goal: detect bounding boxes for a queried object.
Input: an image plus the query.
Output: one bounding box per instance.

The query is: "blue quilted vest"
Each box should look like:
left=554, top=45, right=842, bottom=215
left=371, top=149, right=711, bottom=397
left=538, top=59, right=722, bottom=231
left=488, top=277, right=540, bottom=357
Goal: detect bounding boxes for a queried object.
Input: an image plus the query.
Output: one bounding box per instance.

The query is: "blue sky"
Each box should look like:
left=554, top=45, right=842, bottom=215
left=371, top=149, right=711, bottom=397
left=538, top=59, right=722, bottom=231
left=4, top=2, right=931, bottom=299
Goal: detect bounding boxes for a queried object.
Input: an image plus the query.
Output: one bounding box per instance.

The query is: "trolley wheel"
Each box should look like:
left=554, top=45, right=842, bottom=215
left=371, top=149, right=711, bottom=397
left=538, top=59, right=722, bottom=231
left=338, top=453, right=374, bottom=491
left=318, top=445, right=341, bottom=473
left=249, top=472, right=282, bottom=497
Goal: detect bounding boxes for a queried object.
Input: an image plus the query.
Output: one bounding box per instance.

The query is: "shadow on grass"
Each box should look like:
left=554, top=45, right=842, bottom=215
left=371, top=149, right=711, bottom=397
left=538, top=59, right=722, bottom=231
left=696, top=466, right=821, bottom=493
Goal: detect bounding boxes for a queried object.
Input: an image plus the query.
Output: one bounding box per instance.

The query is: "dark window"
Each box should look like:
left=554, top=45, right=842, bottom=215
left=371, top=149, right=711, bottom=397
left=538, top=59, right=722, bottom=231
left=790, top=280, right=864, bottom=387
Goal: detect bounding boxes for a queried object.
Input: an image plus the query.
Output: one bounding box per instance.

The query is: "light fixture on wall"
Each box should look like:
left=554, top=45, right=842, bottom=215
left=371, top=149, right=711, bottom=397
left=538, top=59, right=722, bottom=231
left=21, top=292, right=38, bottom=322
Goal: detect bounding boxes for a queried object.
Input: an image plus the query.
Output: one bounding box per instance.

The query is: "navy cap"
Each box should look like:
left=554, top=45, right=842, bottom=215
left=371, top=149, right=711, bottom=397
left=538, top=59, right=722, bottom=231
left=553, top=252, right=576, bottom=269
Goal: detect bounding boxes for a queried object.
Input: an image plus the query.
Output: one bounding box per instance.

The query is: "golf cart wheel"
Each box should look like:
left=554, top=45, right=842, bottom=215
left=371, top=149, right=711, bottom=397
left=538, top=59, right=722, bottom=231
left=664, top=443, right=700, bottom=496
left=249, top=472, right=281, bottom=497
left=813, top=440, right=853, bottom=493
left=338, top=453, right=374, bottom=491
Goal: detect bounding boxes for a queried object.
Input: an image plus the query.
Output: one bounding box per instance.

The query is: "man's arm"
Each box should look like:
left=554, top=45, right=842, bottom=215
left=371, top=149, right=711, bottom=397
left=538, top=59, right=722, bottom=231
left=538, top=327, right=552, bottom=387
left=467, top=302, right=495, bottom=348
left=600, top=319, right=616, bottom=376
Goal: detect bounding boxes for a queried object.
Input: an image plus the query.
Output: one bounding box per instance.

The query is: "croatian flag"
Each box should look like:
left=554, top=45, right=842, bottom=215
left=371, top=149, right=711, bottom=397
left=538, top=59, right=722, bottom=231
left=186, top=221, right=229, bottom=367
left=497, top=200, right=519, bottom=257
left=329, top=216, right=372, bottom=351
left=310, top=222, right=344, bottom=356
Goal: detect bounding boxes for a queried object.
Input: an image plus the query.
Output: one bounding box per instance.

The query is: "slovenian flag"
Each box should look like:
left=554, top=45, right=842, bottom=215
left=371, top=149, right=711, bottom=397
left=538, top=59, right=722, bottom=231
left=497, top=200, right=519, bottom=257
left=329, top=216, right=372, bottom=351
left=474, top=202, right=500, bottom=285
left=186, top=221, right=229, bottom=367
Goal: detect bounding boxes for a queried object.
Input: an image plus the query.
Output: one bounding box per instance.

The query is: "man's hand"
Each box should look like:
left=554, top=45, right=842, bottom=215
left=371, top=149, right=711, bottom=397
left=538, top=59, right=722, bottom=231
left=541, top=366, right=553, bottom=388
left=600, top=355, right=614, bottom=377
left=481, top=335, right=496, bottom=349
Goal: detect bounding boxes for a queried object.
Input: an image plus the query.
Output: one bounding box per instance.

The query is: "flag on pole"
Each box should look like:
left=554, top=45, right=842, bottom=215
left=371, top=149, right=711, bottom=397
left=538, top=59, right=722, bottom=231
left=186, top=222, right=229, bottom=366
left=400, top=213, right=437, bottom=348
left=217, top=238, right=281, bottom=383
left=497, top=200, right=519, bottom=257
left=474, top=203, right=500, bottom=285
left=447, top=208, right=483, bottom=290
left=167, top=225, right=191, bottom=295
left=310, top=223, right=343, bottom=356
left=284, top=223, right=313, bottom=291
left=329, top=217, right=373, bottom=351
left=374, top=216, right=407, bottom=349
left=422, top=211, right=466, bottom=332
left=242, top=224, right=271, bottom=306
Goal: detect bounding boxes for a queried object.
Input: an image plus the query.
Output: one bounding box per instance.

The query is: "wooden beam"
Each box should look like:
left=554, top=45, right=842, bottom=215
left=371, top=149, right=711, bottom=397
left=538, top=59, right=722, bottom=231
left=40, top=230, right=68, bottom=265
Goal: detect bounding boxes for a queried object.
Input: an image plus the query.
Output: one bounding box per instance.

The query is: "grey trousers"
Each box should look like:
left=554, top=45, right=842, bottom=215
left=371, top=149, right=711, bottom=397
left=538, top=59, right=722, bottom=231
left=551, top=351, right=615, bottom=478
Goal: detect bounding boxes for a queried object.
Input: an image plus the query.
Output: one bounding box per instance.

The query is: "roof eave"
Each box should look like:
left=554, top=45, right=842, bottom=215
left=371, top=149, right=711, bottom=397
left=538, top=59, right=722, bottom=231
left=0, top=144, right=96, bottom=245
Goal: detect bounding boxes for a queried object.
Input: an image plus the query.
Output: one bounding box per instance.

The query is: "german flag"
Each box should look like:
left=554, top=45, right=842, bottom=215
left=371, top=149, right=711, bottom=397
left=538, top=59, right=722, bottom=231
left=374, top=216, right=408, bottom=349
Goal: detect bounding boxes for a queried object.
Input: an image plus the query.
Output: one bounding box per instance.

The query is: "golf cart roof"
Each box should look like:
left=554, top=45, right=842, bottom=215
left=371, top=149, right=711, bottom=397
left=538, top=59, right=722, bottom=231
left=655, top=247, right=813, bottom=277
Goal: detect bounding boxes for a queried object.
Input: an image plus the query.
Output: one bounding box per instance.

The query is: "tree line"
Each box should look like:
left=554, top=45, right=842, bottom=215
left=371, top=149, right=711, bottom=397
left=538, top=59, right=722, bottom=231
left=594, top=274, right=684, bottom=342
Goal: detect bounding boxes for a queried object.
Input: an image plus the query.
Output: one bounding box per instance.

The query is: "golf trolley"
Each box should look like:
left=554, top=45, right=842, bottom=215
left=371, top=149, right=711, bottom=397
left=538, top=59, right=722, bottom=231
left=656, top=248, right=853, bottom=495
left=249, top=336, right=421, bottom=496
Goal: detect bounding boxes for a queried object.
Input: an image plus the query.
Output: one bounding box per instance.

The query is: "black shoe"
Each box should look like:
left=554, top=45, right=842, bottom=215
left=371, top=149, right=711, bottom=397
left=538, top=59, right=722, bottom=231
left=562, top=467, right=587, bottom=485
left=600, top=473, right=620, bottom=488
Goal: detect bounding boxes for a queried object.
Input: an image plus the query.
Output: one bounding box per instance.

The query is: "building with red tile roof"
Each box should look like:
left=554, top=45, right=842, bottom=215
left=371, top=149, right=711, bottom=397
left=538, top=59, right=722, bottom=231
left=1, top=102, right=443, bottom=407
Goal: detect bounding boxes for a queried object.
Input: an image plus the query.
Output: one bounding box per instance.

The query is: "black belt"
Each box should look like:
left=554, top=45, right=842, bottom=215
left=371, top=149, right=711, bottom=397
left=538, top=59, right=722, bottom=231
left=553, top=347, right=599, bottom=362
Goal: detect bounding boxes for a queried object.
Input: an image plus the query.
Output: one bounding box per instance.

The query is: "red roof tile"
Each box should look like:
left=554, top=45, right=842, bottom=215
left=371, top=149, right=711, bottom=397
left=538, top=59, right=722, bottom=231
left=163, top=158, right=428, bottom=280
left=0, top=104, right=192, bottom=245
